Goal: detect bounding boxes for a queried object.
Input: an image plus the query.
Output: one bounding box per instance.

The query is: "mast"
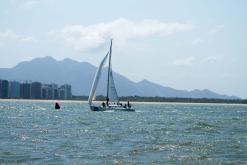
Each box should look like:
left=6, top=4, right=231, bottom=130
left=106, top=39, right=112, bottom=103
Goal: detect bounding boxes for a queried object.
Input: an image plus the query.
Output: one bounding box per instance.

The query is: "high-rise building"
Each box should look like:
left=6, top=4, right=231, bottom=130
left=31, top=82, right=42, bottom=99
left=65, top=84, right=72, bottom=99
left=41, top=84, right=49, bottom=99
left=54, top=88, right=58, bottom=99
left=41, top=84, right=57, bottom=99
left=41, top=87, right=47, bottom=99
left=0, top=80, right=2, bottom=98
left=59, top=84, right=72, bottom=99
left=20, top=82, right=31, bottom=99
left=0, top=80, right=9, bottom=98
left=47, top=87, right=53, bottom=99
left=9, top=81, right=20, bottom=98
left=49, top=84, right=58, bottom=99
left=58, top=87, right=65, bottom=99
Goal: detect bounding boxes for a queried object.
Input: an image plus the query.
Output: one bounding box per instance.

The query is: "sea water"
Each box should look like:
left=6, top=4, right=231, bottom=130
left=0, top=100, right=246, bottom=164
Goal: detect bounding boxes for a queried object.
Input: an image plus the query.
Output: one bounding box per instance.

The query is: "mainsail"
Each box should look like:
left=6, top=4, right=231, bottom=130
left=108, top=67, right=119, bottom=102
left=106, top=39, right=119, bottom=103
left=88, top=52, right=109, bottom=105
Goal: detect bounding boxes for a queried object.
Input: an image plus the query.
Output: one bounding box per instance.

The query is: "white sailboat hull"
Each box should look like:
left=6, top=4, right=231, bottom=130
left=90, top=105, right=135, bottom=112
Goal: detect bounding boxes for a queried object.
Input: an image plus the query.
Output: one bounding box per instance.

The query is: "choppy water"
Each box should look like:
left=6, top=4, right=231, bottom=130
left=0, top=100, right=246, bottom=164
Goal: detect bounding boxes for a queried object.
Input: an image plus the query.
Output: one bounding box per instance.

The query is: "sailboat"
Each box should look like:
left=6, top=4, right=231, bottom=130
left=88, top=40, right=135, bottom=112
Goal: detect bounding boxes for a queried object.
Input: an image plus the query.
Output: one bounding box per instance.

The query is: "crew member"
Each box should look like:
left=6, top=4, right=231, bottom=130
left=127, top=101, right=131, bottom=108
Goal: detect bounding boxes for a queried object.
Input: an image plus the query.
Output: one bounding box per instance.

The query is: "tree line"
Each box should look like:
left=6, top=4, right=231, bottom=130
left=72, top=95, right=247, bottom=104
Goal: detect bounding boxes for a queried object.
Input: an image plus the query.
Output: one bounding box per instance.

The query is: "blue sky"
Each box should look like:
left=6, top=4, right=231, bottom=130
left=0, top=0, right=247, bottom=98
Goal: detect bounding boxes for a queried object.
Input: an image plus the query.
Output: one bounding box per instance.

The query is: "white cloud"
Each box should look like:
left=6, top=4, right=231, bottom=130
left=0, top=30, right=34, bottom=43
left=192, top=24, right=224, bottom=46
left=209, top=25, right=224, bottom=34
left=49, top=18, right=193, bottom=51
left=220, top=72, right=234, bottom=79
left=21, top=0, right=40, bottom=8
left=173, top=56, right=196, bottom=66
left=174, top=55, right=219, bottom=67
left=0, top=30, right=18, bottom=39
left=192, top=38, right=204, bottom=45
left=20, top=36, right=34, bottom=42
left=200, top=56, right=218, bottom=64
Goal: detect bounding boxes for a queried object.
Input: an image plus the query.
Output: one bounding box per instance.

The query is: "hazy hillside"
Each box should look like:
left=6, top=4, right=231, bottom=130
left=0, top=56, right=239, bottom=99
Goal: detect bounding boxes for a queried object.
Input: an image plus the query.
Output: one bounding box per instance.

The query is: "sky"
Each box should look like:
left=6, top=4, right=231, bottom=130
left=0, top=0, right=247, bottom=98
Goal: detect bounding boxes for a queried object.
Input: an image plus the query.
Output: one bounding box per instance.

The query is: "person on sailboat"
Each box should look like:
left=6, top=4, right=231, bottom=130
left=106, top=98, right=109, bottom=106
left=102, top=102, right=106, bottom=107
left=127, top=101, right=131, bottom=108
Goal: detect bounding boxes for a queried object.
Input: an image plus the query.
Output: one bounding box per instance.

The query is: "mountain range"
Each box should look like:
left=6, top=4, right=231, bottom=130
left=0, top=56, right=239, bottom=99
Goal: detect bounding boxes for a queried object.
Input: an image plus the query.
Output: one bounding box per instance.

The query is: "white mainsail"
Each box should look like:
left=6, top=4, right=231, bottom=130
left=108, top=67, right=119, bottom=102
left=88, top=52, right=109, bottom=105
left=106, top=39, right=119, bottom=103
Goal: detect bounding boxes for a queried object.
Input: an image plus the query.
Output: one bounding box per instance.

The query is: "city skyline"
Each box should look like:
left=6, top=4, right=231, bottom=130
left=0, top=79, right=72, bottom=100
left=0, top=0, right=247, bottom=98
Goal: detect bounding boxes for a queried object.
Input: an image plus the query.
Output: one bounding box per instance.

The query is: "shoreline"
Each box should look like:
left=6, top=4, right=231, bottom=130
left=1, top=99, right=247, bottom=106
